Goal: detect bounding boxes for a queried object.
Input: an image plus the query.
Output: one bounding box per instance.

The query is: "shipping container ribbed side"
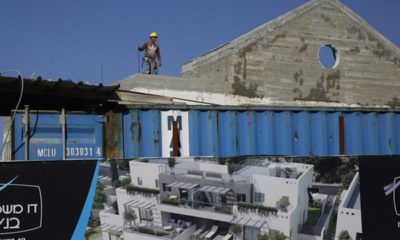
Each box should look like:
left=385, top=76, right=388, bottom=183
left=13, top=112, right=104, bottom=160
left=122, top=109, right=400, bottom=158
left=123, top=110, right=161, bottom=158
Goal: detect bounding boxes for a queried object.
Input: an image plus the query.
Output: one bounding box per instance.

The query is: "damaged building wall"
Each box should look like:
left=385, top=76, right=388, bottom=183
left=182, top=0, right=400, bottom=107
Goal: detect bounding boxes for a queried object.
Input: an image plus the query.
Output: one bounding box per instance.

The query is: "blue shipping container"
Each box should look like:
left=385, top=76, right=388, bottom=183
left=122, top=109, right=400, bottom=158
left=13, top=112, right=104, bottom=160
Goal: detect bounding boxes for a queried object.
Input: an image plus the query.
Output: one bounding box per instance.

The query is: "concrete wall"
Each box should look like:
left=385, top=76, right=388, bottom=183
left=100, top=208, right=123, bottom=227
left=176, top=160, right=229, bottom=174
left=249, top=164, right=312, bottom=239
left=116, top=188, right=133, bottom=216
left=335, top=173, right=362, bottom=240
left=182, top=0, right=400, bottom=107
left=296, top=164, right=314, bottom=226
left=335, top=207, right=362, bottom=240
left=130, top=161, right=165, bottom=190
left=252, top=175, right=298, bottom=209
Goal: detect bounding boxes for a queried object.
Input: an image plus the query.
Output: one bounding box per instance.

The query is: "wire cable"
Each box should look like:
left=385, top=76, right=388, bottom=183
left=0, top=70, right=24, bottom=160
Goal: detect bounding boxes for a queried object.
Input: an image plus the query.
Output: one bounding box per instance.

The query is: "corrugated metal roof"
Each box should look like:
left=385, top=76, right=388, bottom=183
left=0, top=75, right=119, bottom=95
left=0, top=75, right=119, bottom=114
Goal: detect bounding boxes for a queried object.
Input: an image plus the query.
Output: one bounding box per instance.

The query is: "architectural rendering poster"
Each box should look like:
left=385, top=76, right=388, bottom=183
left=0, top=160, right=99, bottom=240
left=359, top=155, right=400, bottom=240
left=91, top=156, right=362, bottom=240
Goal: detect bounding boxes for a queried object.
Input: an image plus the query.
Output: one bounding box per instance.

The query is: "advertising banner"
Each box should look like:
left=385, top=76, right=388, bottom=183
left=0, top=160, right=99, bottom=240
left=4, top=156, right=388, bottom=239
left=359, top=155, right=400, bottom=240
left=90, top=157, right=360, bottom=240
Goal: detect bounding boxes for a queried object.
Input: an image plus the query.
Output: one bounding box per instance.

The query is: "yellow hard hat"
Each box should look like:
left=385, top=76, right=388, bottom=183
left=149, top=32, right=158, bottom=38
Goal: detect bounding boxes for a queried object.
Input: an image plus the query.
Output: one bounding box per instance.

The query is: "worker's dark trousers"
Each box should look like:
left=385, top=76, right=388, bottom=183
left=144, top=57, right=158, bottom=74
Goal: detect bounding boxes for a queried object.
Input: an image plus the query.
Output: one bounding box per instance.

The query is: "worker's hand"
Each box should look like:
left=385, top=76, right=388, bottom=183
left=158, top=62, right=162, bottom=67
left=138, top=46, right=142, bottom=51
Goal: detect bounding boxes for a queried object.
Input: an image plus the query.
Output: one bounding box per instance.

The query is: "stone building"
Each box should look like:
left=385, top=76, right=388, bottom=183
left=120, top=0, right=400, bottom=107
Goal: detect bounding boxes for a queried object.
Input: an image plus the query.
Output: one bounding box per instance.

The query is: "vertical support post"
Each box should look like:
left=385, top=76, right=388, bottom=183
left=2, top=116, right=12, bottom=161
left=23, top=105, right=29, bottom=161
left=339, top=115, right=345, bottom=155
left=60, top=107, right=66, bottom=160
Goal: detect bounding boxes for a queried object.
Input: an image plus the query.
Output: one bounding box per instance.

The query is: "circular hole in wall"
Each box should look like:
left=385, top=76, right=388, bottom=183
left=318, top=44, right=338, bottom=68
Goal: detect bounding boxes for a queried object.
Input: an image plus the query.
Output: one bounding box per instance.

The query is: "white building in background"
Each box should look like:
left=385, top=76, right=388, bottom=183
left=99, top=157, right=314, bottom=240
left=335, top=173, right=362, bottom=240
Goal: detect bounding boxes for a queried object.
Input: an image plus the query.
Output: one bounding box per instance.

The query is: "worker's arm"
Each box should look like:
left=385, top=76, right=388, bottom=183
left=138, top=42, right=147, bottom=52
left=157, top=46, right=161, bottom=66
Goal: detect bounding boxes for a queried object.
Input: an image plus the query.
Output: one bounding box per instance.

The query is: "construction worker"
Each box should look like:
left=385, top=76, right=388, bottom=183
left=138, top=32, right=161, bottom=74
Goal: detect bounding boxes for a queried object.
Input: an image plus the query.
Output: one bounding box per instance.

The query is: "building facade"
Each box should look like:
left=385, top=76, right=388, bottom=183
left=99, top=157, right=313, bottom=240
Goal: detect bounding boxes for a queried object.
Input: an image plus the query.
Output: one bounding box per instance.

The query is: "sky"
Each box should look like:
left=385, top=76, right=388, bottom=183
left=1, top=0, right=399, bottom=86
left=0, top=0, right=399, bottom=158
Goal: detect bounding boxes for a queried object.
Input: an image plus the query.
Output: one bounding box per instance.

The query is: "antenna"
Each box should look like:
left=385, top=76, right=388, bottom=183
left=100, top=64, right=104, bottom=84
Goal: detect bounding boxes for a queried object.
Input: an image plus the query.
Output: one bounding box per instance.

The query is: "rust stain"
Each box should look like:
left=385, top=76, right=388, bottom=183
left=105, top=111, right=123, bottom=159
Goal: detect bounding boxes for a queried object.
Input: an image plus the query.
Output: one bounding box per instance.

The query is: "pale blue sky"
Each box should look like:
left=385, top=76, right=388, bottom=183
left=1, top=0, right=399, bottom=85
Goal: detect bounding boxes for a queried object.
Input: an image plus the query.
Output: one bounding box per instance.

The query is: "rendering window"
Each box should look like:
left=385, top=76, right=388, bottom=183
left=139, top=208, right=153, bottom=222
left=255, top=192, right=265, bottom=203
left=237, top=193, right=247, bottom=202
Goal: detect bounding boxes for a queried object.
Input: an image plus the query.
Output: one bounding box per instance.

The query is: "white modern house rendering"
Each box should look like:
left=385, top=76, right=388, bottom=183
left=99, top=157, right=314, bottom=240
left=335, top=173, right=362, bottom=240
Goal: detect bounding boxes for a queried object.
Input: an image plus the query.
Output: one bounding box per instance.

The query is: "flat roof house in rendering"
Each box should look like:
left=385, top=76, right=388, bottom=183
left=335, top=173, right=362, bottom=240
left=99, top=157, right=313, bottom=240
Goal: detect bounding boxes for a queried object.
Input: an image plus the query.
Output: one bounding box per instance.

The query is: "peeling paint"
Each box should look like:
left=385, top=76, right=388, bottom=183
left=326, top=69, right=341, bottom=90
left=392, top=57, right=400, bottom=68
left=349, top=47, right=360, bottom=55
left=268, top=32, right=287, bottom=44
left=293, top=70, right=304, bottom=86
left=232, top=77, right=259, bottom=98
left=320, top=13, right=331, bottom=23
left=386, top=97, right=400, bottom=108
left=294, top=71, right=340, bottom=103
left=372, top=41, right=392, bottom=58
left=346, top=25, right=366, bottom=40
left=232, top=44, right=261, bottom=98
left=299, top=44, right=308, bottom=53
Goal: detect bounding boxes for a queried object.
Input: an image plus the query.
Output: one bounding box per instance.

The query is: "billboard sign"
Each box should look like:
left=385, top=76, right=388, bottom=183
left=359, top=155, right=400, bottom=239
left=0, top=160, right=99, bottom=239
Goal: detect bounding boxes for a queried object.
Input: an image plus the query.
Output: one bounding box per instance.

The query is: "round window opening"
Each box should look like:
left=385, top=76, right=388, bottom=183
left=318, top=44, right=338, bottom=68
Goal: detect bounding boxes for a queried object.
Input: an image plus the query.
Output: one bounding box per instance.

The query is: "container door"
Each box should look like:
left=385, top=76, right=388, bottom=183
left=12, top=112, right=103, bottom=160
